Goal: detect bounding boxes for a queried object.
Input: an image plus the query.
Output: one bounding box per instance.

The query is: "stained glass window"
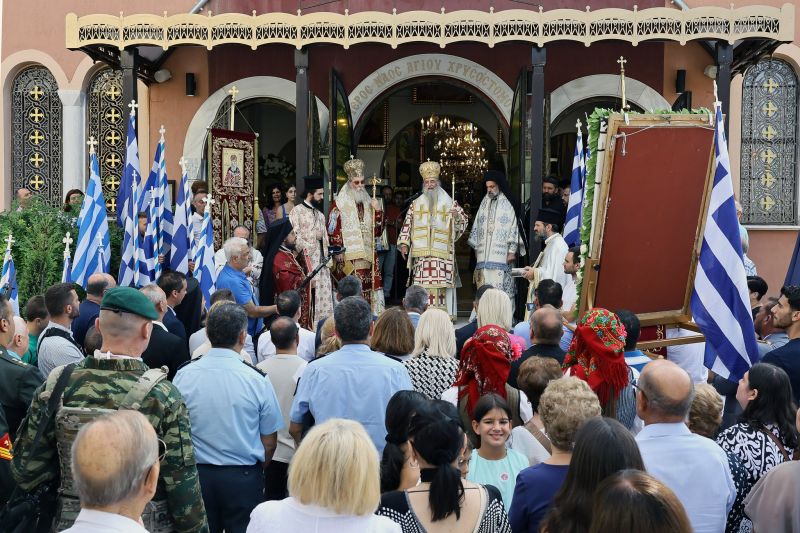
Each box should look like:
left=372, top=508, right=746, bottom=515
left=87, top=68, right=124, bottom=214
left=740, top=58, right=798, bottom=225
left=11, top=66, right=63, bottom=206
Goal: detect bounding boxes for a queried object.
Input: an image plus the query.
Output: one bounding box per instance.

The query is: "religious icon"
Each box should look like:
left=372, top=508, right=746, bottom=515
left=222, top=147, right=244, bottom=188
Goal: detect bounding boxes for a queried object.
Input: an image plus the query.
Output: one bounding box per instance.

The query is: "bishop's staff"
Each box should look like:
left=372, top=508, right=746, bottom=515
left=370, top=174, right=380, bottom=305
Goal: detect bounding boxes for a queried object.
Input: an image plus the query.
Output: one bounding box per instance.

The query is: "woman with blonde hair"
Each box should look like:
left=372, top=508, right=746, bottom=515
left=405, top=309, right=459, bottom=400
left=474, top=288, right=525, bottom=358
left=247, top=419, right=401, bottom=532
left=316, top=316, right=340, bottom=358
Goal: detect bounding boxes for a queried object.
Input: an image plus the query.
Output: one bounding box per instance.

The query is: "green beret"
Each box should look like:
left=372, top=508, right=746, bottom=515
left=100, top=287, right=159, bottom=320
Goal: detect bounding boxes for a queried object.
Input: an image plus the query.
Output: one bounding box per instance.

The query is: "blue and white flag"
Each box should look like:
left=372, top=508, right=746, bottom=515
left=563, top=126, right=585, bottom=247
left=118, top=180, right=141, bottom=287
left=61, top=232, right=73, bottom=283
left=71, top=141, right=111, bottom=287
left=156, top=135, right=174, bottom=269
left=690, top=100, right=759, bottom=382
left=170, top=159, right=194, bottom=274
left=0, top=240, right=19, bottom=315
left=117, top=102, right=141, bottom=228
left=138, top=188, right=158, bottom=285
left=192, top=197, right=216, bottom=309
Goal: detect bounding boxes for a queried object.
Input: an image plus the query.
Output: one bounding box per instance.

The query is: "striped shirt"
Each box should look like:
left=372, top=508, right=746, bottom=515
left=37, top=323, right=84, bottom=377
left=624, top=349, right=651, bottom=382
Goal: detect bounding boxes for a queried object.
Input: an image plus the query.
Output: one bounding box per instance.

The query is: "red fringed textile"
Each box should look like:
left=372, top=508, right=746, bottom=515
left=563, top=308, right=630, bottom=406
left=453, top=325, right=514, bottom=417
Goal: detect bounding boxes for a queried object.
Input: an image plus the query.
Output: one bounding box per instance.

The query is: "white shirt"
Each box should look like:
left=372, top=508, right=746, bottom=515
left=535, top=233, right=570, bottom=288
left=191, top=212, right=204, bottom=243
left=509, top=425, right=550, bottom=466
left=666, top=328, right=708, bottom=383
left=246, top=497, right=401, bottom=533
left=189, top=327, right=255, bottom=361
left=636, top=422, right=736, bottom=533
left=441, top=386, right=534, bottom=423
left=561, top=274, right=578, bottom=312
left=62, top=509, right=147, bottom=533
left=257, top=325, right=316, bottom=362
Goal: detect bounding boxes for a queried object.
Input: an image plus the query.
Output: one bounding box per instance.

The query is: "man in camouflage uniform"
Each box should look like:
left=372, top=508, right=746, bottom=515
left=11, top=287, right=209, bottom=532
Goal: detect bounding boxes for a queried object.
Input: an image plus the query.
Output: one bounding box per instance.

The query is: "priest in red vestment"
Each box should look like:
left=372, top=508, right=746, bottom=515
left=327, top=157, right=385, bottom=315
left=261, top=218, right=313, bottom=330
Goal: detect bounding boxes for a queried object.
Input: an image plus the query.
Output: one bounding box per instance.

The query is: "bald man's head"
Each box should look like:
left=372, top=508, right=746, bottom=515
left=638, top=359, right=694, bottom=422
left=530, top=305, right=563, bottom=345
left=86, top=273, right=110, bottom=298
left=71, top=410, right=159, bottom=508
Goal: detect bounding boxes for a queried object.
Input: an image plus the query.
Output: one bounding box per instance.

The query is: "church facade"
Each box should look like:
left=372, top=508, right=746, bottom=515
left=0, top=0, right=797, bottom=292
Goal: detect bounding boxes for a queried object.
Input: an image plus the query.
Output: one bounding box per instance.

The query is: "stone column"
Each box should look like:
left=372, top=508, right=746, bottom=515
left=57, top=89, right=86, bottom=194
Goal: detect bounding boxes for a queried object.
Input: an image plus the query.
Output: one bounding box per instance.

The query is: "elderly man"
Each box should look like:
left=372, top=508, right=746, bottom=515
left=327, top=157, right=384, bottom=315
left=217, top=237, right=277, bottom=337
left=289, top=296, right=412, bottom=454
left=468, top=170, right=526, bottom=298
left=139, top=284, right=190, bottom=380
left=635, top=360, right=735, bottom=533
left=214, top=225, right=263, bottom=301
left=11, top=287, right=208, bottom=532
left=175, top=303, right=282, bottom=533
left=508, top=305, right=565, bottom=388
left=15, top=188, right=31, bottom=211
left=398, top=161, right=468, bottom=317
left=402, top=285, right=428, bottom=329
left=72, top=273, right=116, bottom=347
left=37, top=282, right=84, bottom=377
left=0, top=294, right=43, bottom=443
left=64, top=411, right=160, bottom=533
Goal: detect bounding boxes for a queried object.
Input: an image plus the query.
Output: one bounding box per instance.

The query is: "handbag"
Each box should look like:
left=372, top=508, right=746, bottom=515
left=0, top=363, right=76, bottom=533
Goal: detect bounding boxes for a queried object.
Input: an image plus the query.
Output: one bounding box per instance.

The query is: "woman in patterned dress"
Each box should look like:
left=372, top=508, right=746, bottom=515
left=405, top=309, right=460, bottom=400
left=377, top=410, right=511, bottom=533
left=263, top=184, right=286, bottom=226
left=716, top=363, right=799, bottom=533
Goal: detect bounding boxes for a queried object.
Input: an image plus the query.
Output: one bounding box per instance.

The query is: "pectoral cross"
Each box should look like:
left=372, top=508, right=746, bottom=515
left=128, top=99, right=139, bottom=117
left=4, top=234, right=15, bottom=251
left=87, top=135, right=99, bottom=154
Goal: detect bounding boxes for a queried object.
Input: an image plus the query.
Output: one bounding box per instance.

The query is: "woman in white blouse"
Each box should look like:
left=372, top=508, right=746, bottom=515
left=247, top=419, right=400, bottom=533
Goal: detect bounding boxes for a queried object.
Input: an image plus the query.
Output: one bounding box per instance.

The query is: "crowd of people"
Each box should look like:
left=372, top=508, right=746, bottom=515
left=0, top=162, right=797, bottom=533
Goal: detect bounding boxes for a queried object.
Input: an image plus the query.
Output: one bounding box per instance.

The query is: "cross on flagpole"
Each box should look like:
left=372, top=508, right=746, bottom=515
left=159, top=125, right=166, bottom=139
left=86, top=135, right=99, bottom=154
left=179, top=156, right=187, bottom=173
left=4, top=234, right=14, bottom=251
left=128, top=99, right=139, bottom=117
left=62, top=232, right=73, bottom=258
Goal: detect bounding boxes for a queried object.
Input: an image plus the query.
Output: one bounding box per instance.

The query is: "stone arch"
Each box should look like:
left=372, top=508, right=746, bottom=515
left=348, top=54, right=515, bottom=128
left=549, top=74, right=672, bottom=124
left=182, top=76, right=329, bottom=180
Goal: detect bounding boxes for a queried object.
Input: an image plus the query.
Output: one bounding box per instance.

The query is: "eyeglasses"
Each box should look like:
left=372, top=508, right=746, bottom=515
left=631, top=382, right=647, bottom=400
left=157, top=438, right=167, bottom=462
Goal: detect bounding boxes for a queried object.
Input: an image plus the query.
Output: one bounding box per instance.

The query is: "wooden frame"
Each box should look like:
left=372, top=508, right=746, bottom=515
left=580, top=113, right=717, bottom=331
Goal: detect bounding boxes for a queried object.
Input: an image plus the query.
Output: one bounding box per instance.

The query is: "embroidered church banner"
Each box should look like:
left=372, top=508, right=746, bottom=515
left=208, top=128, right=257, bottom=250
left=583, top=114, right=715, bottom=325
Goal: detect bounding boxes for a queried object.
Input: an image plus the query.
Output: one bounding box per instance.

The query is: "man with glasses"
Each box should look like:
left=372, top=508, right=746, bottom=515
left=11, top=287, right=209, bottom=532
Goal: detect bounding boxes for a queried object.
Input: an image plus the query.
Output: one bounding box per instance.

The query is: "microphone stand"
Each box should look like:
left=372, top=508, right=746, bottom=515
left=298, top=248, right=343, bottom=290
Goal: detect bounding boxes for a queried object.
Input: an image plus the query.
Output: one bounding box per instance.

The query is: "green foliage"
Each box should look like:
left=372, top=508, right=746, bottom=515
left=0, top=198, right=123, bottom=311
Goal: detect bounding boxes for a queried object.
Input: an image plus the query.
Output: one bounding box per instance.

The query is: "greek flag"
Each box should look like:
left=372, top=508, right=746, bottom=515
left=563, top=128, right=585, bottom=247
left=118, top=180, right=141, bottom=287
left=690, top=101, right=759, bottom=382
left=71, top=145, right=111, bottom=287
left=138, top=188, right=158, bottom=285
left=192, top=203, right=216, bottom=309
left=170, top=160, right=194, bottom=274
left=0, top=244, right=19, bottom=315
left=117, top=105, right=141, bottom=228
left=140, top=129, right=173, bottom=269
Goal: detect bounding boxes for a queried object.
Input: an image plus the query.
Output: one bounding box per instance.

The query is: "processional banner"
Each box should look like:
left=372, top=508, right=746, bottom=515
left=208, top=128, right=258, bottom=250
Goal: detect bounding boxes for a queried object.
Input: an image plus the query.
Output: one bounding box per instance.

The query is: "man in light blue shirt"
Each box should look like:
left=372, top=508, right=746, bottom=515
left=635, top=360, right=735, bottom=533
left=216, top=237, right=277, bottom=337
left=174, top=302, right=283, bottom=533
left=289, top=296, right=413, bottom=454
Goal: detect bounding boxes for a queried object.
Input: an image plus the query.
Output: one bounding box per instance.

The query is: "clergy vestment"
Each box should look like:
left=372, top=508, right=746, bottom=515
left=272, top=247, right=313, bottom=330
left=327, top=184, right=385, bottom=315
left=398, top=189, right=467, bottom=317
left=467, top=192, right=526, bottom=297
left=289, top=201, right=333, bottom=329
left=524, top=232, right=570, bottom=317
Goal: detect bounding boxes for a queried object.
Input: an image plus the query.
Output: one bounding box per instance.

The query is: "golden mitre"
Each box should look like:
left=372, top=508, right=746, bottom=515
left=343, top=157, right=365, bottom=180
left=419, top=160, right=441, bottom=180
